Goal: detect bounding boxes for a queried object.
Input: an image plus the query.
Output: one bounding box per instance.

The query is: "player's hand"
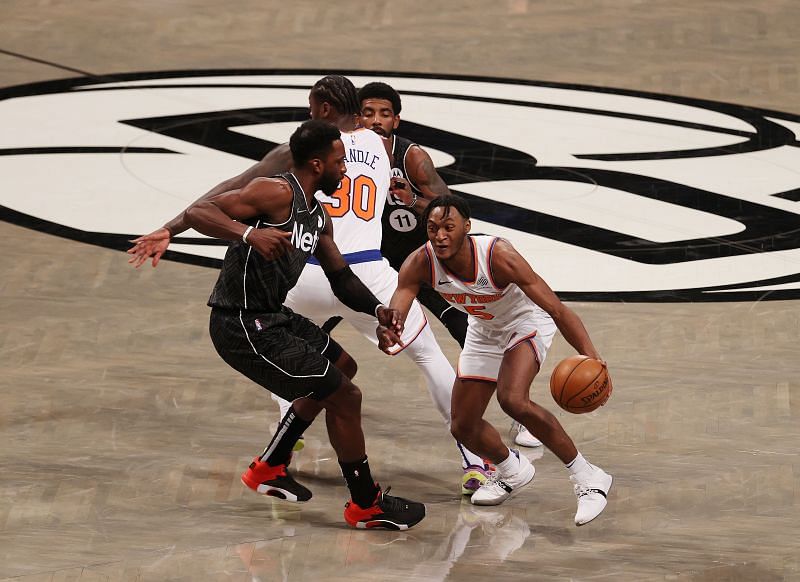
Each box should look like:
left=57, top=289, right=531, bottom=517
left=389, top=177, right=414, bottom=206
left=582, top=353, right=606, bottom=368
left=248, top=228, right=293, bottom=261
left=127, top=227, right=171, bottom=268
left=376, top=305, right=404, bottom=335
left=376, top=324, right=404, bottom=354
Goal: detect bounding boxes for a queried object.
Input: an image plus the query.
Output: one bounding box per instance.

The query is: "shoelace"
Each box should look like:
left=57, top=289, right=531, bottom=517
left=480, top=474, right=509, bottom=490
left=379, top=487, right=410, bottom=511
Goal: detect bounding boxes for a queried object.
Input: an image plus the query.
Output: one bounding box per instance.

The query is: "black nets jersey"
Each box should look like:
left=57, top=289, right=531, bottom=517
left=380, top=135, right=428, bottom=271
left=207, top=172, right=326, bottom=313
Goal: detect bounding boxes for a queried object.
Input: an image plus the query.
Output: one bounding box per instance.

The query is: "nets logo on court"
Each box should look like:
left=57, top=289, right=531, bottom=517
left=1, top=69, right=799, bottom=302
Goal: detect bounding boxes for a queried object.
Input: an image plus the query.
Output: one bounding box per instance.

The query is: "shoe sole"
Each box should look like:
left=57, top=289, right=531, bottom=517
left=349, top=508, right=426, bottom=531
left=240, top=477, right=310, bottom=503
left=575, top=474, right=613, bottom=526
left=471, top=463, right=536, bottom=506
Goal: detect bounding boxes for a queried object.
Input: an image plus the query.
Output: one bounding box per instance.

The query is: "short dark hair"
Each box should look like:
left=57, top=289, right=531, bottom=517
left=357, top=82, right=402, bottom=115
left=310, top=75, right=361, bottom=116
left=423, top=194, right=471, bottom=223
left=289, top=120, right=341, bottom=166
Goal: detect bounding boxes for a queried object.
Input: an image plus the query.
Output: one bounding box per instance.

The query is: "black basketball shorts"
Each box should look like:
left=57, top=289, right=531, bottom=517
left=209, top=306, right=344, bottom=402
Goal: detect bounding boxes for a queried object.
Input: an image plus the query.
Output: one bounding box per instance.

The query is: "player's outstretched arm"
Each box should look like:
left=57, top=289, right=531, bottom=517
left=127, top=144, right=292, bottom=267
left=379, top=246, right=429, bottom=353
left=490, top=239, right=602, bottom=360
left=313, top=211, right=401, bottom=336
left=183, top=177, right=293, bottom=261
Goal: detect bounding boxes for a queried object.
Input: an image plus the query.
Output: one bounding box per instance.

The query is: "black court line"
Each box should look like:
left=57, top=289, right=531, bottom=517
left=0, top=47, right=102, bottom=79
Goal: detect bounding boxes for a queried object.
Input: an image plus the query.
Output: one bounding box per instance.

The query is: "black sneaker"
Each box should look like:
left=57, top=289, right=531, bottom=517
left=343, top=486, right=426, bottom=530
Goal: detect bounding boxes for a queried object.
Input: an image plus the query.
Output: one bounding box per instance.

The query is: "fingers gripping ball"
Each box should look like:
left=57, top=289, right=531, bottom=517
left=549, top=356, right=612, bottom=413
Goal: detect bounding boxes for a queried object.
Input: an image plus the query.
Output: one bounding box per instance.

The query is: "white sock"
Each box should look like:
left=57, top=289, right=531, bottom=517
left=566, top=452, right=591, bottom=476
left=496, top=449, right=522, bottom=477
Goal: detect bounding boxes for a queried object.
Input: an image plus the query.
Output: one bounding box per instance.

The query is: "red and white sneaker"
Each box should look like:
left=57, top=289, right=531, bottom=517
left=240, top=457, right=312, bottom=503
left=343, top=486, right=426, bottom=530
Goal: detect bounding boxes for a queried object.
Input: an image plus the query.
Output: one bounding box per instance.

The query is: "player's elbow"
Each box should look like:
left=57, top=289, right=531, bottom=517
left=183, top=202, right=210, bottom=229
left=182, top=205, right=200, bottom=228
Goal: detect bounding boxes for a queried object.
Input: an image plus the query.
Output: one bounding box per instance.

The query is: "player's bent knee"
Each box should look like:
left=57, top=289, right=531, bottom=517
left=497, top=393, right=528, bottom=420
left=325, top=377, right=362, bottom=411
left=335, top=351, right=358, bottom=379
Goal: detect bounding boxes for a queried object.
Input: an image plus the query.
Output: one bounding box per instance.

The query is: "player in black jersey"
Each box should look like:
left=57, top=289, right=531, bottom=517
left=181, top=120, right=425, bottom=530
left=357, top=82, right=468, bottom=346
left=129, top=76, right=495, bottom=491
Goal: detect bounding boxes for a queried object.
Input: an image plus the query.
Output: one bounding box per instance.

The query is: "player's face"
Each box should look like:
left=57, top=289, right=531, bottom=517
left=318, top=139, right=347, bottom=196
left=361, top=98, right=399, bottom=138
left=427, top=206, right=470, bottom=260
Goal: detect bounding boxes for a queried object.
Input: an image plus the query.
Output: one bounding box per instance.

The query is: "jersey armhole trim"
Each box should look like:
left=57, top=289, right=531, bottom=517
left=423, top=242, right=436, bottom=286
left=487, top=237, right=508, bottom=291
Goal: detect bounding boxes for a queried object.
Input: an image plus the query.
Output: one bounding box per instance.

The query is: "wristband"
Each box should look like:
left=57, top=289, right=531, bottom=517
left=242, top=225, right=254, bottom=244
left=408, top=193, right=418, bottom=209
left=374, top=304, right=385, bottom=318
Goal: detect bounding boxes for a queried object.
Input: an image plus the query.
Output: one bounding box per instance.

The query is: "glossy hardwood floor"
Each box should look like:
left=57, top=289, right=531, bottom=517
left=1, top=1, right=798, bottom=580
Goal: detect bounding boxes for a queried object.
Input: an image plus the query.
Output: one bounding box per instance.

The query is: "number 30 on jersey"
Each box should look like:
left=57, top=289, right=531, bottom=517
left=322, top=174, right=377, bottom=221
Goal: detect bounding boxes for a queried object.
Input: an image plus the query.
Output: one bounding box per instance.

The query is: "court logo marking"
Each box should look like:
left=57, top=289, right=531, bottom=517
left=1, top=69, right=799, bottom=301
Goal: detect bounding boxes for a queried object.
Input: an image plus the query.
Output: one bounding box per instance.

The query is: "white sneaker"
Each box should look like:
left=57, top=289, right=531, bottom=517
left=513, top=422, right=543, bottom=447
left=571, top=464, right=613, bottom=526
left=471, top=451, right=535, bottom=506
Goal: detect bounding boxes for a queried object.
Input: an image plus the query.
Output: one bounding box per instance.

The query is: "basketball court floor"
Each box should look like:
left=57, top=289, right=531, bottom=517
left=1, top=1, right=799, bottom=580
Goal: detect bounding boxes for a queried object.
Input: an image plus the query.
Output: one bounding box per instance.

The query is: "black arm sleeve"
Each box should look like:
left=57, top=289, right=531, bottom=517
left=326, top=266, right=382, bottom=317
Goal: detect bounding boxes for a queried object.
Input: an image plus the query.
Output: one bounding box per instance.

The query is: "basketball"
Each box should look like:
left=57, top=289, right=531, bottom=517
left=549, top=355, right=612, bottom=413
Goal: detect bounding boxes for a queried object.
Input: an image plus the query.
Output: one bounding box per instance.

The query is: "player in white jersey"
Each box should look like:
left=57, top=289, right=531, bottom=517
left=282, top=126, right=423, bottom=355
left=276, top=81, right=490, bottom=495
left=380, top=195, right=613, bottom=526
left=128, top=76, right=490, bottom=495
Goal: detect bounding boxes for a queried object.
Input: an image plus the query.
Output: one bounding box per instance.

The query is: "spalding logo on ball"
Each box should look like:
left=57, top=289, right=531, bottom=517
left=550, top=356, right=612, bottom=414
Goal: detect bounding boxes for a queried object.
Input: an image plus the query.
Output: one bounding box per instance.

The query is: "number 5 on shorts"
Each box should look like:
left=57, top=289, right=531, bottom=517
left=465, top=305, right=494, bottom=320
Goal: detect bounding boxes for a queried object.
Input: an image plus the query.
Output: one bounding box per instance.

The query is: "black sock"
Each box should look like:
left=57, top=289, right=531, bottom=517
left=339, top=457, right=380, bottom=508
left=259, top=405, right=312, bottom=466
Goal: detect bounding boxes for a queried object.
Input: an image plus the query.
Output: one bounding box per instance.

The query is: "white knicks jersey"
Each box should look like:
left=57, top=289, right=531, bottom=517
left=427, top=235, right=546, bottom=330
left=314, top=129, right=390, bottom=254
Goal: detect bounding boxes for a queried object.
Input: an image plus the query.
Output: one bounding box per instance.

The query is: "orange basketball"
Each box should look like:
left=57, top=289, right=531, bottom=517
left=549, top=355, right=612, bottom=413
